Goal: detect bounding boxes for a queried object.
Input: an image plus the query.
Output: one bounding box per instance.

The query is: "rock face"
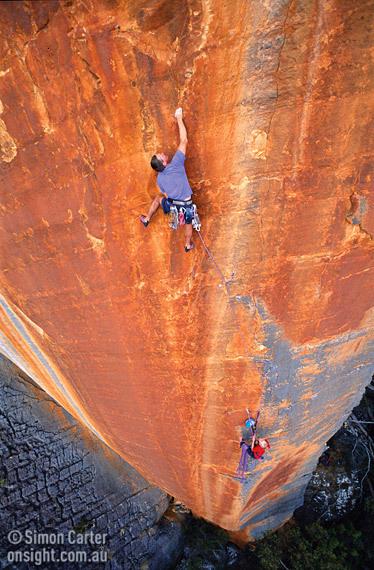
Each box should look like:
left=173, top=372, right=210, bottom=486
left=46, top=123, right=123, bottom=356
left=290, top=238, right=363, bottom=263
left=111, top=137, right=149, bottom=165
left=0, top=354, right=182, bottom=569
left=0, top=0, right=373, bottom=538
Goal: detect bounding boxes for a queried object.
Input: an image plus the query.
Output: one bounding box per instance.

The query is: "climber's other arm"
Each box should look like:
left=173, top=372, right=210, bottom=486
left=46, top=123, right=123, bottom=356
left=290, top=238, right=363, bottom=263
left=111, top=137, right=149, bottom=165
left=175, top=107, right=188, bottom=154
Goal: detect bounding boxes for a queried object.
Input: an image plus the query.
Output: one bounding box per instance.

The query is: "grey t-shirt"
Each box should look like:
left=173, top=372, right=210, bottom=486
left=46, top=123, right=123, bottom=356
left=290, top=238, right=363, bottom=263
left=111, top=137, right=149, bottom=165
left=157, top=150, right=192, bottom=200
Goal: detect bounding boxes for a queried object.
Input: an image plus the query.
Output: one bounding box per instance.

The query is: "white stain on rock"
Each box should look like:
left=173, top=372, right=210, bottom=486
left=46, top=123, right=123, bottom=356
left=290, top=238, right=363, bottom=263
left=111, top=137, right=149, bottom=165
left=248, top=129, right=267, bottom=160
left=0, top=99, right=17, bottom=162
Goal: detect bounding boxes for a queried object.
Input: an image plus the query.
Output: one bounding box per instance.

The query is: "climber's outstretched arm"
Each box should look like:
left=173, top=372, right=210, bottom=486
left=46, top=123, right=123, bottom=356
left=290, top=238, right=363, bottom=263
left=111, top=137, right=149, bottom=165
left=175, top=107, right=188, bottom=154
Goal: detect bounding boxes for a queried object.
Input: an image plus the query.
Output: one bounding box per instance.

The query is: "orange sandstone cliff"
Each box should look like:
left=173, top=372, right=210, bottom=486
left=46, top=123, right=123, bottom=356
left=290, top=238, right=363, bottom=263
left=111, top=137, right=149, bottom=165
left=0, top=0, right=373, bottom=538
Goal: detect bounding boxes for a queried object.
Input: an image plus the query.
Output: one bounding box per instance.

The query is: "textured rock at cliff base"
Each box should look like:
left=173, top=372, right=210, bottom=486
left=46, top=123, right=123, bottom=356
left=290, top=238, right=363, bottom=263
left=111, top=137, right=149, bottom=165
left=0, top=354, right=181, bottom=570
left=0, top=0, right=373, bottom=539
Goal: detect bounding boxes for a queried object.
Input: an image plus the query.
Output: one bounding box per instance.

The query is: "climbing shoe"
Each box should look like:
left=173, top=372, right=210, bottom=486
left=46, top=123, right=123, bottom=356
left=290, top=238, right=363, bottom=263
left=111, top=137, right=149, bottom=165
left=140, top=215, right=149, bottom=227
left=184, top=242, right=195, bottom=253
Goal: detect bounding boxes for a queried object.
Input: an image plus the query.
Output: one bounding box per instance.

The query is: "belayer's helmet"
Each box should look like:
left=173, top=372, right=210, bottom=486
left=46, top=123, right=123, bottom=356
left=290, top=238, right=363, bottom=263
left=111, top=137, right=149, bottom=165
left=245, top=417, right=255, bottom=429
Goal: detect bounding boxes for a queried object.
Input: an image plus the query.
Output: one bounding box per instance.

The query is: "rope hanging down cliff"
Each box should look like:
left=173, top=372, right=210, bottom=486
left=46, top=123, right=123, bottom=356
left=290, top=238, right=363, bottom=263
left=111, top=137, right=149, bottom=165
left=139, top=106, right=267, bottom=479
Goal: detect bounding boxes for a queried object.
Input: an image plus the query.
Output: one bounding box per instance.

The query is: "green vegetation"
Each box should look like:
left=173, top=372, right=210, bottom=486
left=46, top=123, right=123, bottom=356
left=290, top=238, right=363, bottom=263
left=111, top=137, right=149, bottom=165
left=255, top=514, right=371, bottom=570
left=177, top=499, right=374, bottom=569
left=182, top=517, right=230, bottom=569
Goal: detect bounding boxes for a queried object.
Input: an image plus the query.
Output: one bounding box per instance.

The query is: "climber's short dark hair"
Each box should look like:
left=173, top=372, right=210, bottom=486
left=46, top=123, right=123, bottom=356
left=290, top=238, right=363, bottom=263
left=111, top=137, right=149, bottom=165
left=151, top=155, right=165, bottom=172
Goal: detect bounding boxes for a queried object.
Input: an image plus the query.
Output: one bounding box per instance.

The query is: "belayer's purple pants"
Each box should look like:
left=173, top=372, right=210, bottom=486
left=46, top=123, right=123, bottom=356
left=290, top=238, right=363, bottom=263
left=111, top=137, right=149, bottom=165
left=237, top=442, right=250, bottom=477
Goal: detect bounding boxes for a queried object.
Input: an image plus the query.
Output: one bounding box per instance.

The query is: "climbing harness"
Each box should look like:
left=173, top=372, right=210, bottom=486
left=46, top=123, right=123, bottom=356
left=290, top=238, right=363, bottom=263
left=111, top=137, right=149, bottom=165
left=164, top=197, right=201, bottom=232
left=167, top=199, right=201, bottom=231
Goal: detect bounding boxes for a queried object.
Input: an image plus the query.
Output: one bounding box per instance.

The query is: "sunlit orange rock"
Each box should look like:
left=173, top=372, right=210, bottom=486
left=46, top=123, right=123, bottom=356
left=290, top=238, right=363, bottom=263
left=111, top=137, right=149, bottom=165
left=0, top=0, right=373, bottom=538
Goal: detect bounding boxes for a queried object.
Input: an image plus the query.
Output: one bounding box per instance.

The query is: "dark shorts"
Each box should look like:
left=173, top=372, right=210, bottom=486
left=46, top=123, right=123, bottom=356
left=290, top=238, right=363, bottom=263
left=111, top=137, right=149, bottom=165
left=161, top=198, right=194, bottom=224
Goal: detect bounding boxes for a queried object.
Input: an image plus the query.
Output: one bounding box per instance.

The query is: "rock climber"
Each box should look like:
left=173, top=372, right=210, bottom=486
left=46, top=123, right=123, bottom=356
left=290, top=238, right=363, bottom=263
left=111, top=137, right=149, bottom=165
left=139, top=107, right=196, bottom=252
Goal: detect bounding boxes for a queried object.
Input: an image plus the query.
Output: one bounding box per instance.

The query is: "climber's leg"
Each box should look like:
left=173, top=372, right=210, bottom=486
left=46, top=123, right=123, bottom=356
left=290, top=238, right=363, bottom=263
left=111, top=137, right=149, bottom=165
left=184, top=222, right=194, bottom=252
left=140, top=196, right=163, bottom=226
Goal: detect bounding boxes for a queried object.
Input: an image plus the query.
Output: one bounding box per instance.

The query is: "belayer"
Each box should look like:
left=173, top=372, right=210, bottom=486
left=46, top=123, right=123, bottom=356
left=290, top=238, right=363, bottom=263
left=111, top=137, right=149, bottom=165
left=236, top=413, right=270, bottom=478
left=139, top=107, right=198, bottom=252
left=239, top=436, right=270, bottom=463
left=248, top=438, right=270, bottom=461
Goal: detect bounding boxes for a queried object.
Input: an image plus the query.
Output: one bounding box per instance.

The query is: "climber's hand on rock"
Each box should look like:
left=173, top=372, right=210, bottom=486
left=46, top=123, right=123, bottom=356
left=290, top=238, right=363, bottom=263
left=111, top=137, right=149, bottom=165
left=175, top=107, right=187, bottom=152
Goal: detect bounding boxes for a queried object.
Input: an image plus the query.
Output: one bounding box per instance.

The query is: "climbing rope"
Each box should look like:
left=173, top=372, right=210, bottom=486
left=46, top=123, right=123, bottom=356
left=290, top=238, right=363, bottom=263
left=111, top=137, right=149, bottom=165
left=195, top=228, right=250, bottom=348
left=196, top=230, right=231, bottom=296
left=195, top=227, right=266, bottom=456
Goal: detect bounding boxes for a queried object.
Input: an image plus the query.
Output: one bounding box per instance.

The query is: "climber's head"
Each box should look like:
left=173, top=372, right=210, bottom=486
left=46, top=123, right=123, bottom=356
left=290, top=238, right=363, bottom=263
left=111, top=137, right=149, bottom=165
left=151, top=153, right=168, bottom=172
left=258, top=439, right=268, bottom=449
